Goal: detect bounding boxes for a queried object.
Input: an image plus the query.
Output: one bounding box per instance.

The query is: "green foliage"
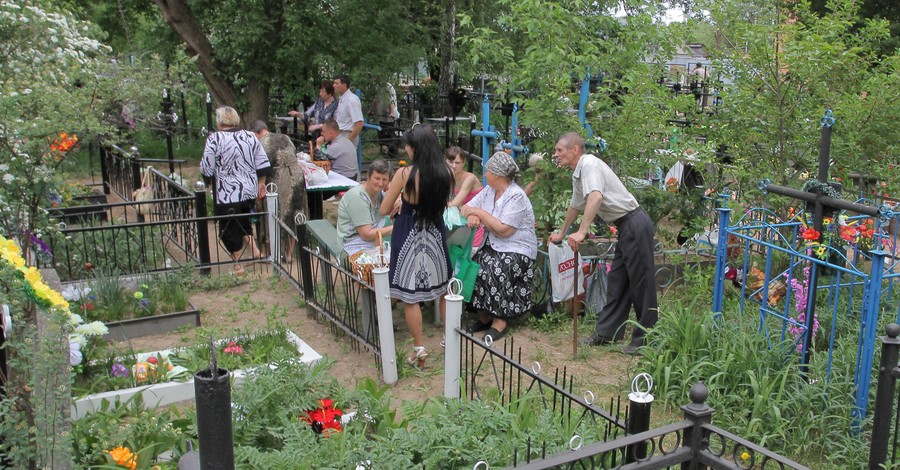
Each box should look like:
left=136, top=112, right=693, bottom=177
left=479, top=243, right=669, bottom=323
left=528, top=309, right=570, bottom=333
left=699, top=0, right=900, bottom=209
left=638, top=301, right=866, bottom=465
left=71, top=395, right=192, bottom=469
left=49, top=221, right=167, bottom=281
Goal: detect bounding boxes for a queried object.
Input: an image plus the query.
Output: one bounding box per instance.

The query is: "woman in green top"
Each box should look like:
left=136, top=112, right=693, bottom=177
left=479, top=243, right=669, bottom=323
left=337, top=159, right=393, bottom=260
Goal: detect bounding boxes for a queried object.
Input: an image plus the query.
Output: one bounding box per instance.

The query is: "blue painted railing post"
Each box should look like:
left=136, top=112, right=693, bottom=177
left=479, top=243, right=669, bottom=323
left=853, top=249, right=887, bottom=428
left=712, top=207, right=732, bottom=319
left=578, top=68, right=593, bottom=139
left=470, top=95, right=501, bottom=184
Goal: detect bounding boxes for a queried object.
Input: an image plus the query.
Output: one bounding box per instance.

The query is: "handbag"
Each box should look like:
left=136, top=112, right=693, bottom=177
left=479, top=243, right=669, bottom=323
left=133, top=166, right=154, bottom=216
left=448, top=228, right=479, bottom=302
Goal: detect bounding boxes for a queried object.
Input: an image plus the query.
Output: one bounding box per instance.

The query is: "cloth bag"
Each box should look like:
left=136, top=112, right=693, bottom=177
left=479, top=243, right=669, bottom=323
left=133, top=166, right=154, bottom=216
left=549, top=242, right=583, bottom=303
left=448, top=229, right=480, bottom=302
left=584, top=264, right=609, bottom=315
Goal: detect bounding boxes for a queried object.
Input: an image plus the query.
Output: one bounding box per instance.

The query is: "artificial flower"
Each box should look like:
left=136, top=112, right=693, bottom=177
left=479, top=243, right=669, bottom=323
left=49, top=132, right=79, bottom=153
left=69, top=341, right=83, bottom=366
left=800, top=228, right=820, bottom=241
left=111, top=363, right=129, bottom=378
left=133, top=291, right=143, bottom=300
left=223, top=341, right=244, bottom=355
left=74, top=321, right=108, bottom=337
left=301, top=398, right=343, bottom=436
left=106, top=446, right=137, bottom=470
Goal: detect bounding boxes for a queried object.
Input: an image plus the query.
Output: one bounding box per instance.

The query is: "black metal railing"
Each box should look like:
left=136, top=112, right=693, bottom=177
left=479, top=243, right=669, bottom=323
left=293, top=223, right=381, bottom=361
left=100, top=143, right=185, bottom=201
left=460, top=330, right=627, bottom=441
left=504, top=382, right=809, bottom=469
left=870, top=323, right=900, bottom=469
left=43, top=209, right=266, bottom=281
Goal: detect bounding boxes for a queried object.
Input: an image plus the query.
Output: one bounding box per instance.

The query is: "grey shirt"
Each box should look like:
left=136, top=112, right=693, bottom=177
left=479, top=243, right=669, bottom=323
left=327, top=134, right=358, bottom=179
left=570, top=153, right=639, bottom=223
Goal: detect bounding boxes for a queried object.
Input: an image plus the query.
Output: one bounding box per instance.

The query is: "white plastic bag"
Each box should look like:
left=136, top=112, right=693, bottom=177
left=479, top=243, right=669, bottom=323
left=299, top=160, right=329, bottom=186
left=549, top=242, right=583, bottom=303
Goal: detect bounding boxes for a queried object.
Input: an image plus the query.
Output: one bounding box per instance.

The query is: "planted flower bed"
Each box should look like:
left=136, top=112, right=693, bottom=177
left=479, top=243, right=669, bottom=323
left=63, top=270, right=200, bottom=340
left=49, top=182, right=109, bottom=224
left=72, top=326, right=322, bottom=418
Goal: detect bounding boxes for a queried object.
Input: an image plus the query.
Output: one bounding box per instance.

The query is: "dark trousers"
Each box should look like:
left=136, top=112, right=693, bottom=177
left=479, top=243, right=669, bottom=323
left=593, top=209, right=658, bottom=342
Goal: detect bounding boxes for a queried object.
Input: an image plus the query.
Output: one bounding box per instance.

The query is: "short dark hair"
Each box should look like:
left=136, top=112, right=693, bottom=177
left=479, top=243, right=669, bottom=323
left=320, top=80, right=335, bottom=95
left=322, top=119, right=340, bottom=132
left=248, top=120, right=268, bottom=134
left=334, top=74, right=350, bottom=87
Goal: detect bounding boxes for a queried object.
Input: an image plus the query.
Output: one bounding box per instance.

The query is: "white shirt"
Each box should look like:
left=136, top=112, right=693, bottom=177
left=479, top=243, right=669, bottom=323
left=467, top=182, right=537, bottom=259
left=335, top=90, right=363, bottom=132
left=570, top=154, right=639, bottom=223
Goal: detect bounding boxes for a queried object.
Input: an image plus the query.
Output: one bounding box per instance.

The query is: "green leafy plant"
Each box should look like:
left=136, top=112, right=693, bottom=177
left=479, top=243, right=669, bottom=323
left=71, top=394, right=192, bottom=469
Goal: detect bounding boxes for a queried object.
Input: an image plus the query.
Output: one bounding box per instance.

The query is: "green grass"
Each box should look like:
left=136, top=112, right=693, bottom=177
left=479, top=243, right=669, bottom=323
left=635, top=298, right=867, bottom=467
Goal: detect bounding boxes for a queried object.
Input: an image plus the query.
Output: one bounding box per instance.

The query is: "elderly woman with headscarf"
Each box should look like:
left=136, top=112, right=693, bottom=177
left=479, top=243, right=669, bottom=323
left=460, top=152, right=537, bottom=340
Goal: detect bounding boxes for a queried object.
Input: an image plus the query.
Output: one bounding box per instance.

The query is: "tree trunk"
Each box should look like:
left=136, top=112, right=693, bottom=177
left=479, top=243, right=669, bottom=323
left=438, top=0, right=458, bottom=117
left=153, top=0, right=240, bottom=108
left=245, top=78, right=270, bottom=126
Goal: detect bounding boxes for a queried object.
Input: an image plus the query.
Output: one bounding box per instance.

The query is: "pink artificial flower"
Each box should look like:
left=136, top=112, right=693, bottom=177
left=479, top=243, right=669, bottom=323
left=223, top=341, right=243, bottom=355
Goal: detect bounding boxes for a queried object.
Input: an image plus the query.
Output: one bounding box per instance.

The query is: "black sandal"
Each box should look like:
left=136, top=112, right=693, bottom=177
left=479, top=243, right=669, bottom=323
left=483, top=327, right=506, bottom=342
left=468, top=319, right=492, bottom=333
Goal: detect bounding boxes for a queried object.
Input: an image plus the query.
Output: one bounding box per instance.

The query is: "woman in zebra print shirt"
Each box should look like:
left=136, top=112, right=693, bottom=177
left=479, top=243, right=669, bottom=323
left=201, top=106, right=273, bottom=275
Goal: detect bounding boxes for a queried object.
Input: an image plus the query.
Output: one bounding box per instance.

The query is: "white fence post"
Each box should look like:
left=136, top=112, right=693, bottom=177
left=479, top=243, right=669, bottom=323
left=265, top=184, right=278, bottom=262
left=372, top=267, right=398, bottom=384
left=444, top=279, right=464, bottom=398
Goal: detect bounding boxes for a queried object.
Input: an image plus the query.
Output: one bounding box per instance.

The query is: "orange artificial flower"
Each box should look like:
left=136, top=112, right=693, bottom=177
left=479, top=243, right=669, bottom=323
left=50, top=132, right=78, bottom=153
left=106, top=446, right=137, bottom=470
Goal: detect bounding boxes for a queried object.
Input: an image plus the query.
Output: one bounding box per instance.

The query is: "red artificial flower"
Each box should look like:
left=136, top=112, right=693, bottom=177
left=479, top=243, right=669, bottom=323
left=300, top=398, right=343, bottom=436
left=223, top=341, right=243, bottom=355
left=801, top=228, right=821, bottom=241
left=839, top=226, right=858, bottom=243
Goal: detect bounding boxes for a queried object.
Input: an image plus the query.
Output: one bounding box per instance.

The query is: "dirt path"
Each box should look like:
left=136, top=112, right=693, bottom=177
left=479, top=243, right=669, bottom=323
left=122, top=272, right=639, bottom=411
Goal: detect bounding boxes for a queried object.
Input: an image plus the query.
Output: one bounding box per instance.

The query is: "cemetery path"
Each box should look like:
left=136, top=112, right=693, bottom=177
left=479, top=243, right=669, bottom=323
left=122, top=273, right=636, bottom=416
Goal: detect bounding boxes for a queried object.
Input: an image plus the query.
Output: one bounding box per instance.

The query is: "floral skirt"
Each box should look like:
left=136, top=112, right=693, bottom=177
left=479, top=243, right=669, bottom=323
left=471, top=244, right=534, bottom=319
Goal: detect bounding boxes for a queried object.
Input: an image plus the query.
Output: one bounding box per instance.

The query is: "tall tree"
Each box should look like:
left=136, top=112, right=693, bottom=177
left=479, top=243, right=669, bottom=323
left=152, top=0, right=422, bottom=122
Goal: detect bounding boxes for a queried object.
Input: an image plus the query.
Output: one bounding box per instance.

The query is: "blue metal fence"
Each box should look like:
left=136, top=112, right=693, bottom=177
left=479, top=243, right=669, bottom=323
left=711, top=200, right=899, bottom=424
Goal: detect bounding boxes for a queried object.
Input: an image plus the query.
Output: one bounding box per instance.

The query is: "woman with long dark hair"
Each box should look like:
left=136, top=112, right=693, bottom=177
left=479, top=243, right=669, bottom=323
left=380, top=124, right=453, bottom=367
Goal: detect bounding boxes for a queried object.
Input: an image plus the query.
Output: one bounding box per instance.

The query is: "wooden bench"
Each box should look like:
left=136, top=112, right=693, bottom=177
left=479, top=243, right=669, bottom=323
left=305, top=219, right=343, bottom=260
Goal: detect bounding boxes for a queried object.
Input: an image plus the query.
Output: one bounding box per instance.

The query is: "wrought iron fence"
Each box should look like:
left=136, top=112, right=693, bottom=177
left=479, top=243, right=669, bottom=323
left=711, top=204, right=897, bottom=424
left=502, top=382, right=809, bottom=470
left=272, top=218, right=383, bottom=360
left=100, top=143, right=185, bottom=201
left=457, top=329, right=628, bottom=465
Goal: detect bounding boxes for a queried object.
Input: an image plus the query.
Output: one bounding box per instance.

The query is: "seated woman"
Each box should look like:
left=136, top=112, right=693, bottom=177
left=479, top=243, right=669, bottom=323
left=337, top=159, right=393, bottom=261
left=446, top=146, right=482, bottom=207
left=446, top=146, right=485, bottom=248
left=461, top=152, right=537, bottom=340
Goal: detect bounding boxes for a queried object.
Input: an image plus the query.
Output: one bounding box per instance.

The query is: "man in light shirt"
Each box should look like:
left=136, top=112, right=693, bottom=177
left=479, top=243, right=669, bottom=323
left=333, top=74, right=364, bottom=148
left=548, top=132, right=658, bottom=355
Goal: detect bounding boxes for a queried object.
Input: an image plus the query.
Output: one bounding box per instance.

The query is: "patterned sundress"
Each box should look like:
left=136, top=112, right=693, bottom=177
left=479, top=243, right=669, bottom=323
left=389, top=197, right=451, bottom=303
